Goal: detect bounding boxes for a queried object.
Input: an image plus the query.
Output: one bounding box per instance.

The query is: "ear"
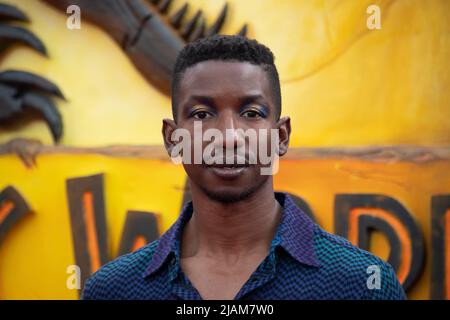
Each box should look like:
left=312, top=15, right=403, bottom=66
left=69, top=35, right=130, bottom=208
left=276, top=116, right=291, bottom=157
left=162, top=118, right=178, bottom=156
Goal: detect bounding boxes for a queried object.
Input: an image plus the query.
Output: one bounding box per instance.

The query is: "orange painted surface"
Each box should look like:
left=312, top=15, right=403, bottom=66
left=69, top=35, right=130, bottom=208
left=82, top=192, right=101, bottom=273
left=0, top=201, right=14, bottom=225
left=132, top=235, right=148, bottom=252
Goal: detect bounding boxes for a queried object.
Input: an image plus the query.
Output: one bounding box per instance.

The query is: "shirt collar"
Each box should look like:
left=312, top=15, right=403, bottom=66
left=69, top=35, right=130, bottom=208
left=143, top=192, right=320, bottom=278
left=273, top=192, right=320, bottom=267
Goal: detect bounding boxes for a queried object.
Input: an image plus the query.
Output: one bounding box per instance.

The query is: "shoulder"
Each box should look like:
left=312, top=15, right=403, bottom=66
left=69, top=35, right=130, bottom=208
left=81, top=240, right=159, bottom=300
left=313, top=225, right=406, bottom=300
left=314, top=225, right=385, bottom=269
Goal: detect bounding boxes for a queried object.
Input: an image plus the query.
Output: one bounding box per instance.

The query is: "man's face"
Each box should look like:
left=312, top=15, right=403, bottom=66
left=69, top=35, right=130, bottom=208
left=163, top=60, right=290, bottom=203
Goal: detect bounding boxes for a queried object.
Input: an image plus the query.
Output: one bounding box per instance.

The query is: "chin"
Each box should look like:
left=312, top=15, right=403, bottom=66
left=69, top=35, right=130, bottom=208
left=185, top=164, right=270, bottom=203
left=200, top=179, right=268, bottom=204
left=204, top=188, right=249, bottom=203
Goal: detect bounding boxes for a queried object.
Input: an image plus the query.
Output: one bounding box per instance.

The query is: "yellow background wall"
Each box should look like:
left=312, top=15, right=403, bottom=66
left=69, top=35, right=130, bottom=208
left=0, top=0, right=448, bottom=146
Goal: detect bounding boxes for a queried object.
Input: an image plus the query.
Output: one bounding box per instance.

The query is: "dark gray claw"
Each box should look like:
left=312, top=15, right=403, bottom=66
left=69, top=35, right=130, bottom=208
left=0, top=3, right=46, bottom=54
left=0, top=25, right=47, bottom=55
left=22, top=92, right=63, bottom=142
left=0, top=3, right=64, bottom=144
left=0, top=70, right=65, bottom=99
left=0, top=70, right=65, bottom=142
left=0, top=3, right=29, bottom=22
left=0, top=84, right=20, bottom=119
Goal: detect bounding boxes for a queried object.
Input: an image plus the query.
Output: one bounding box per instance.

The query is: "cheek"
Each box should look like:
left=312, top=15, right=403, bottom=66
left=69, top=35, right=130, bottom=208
left=183, top=164, right=213, bottom=185
left=251, top=129, right=278, bottom=164
left=183, top=163, right=200, bottom=177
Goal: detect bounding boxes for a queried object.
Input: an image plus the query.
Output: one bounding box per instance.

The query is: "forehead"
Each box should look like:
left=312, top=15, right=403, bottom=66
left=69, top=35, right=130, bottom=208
left=177, top=60, right=271, bottom=99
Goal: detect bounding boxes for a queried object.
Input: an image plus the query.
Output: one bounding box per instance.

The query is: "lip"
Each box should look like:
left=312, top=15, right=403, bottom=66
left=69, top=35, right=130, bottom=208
left=207, top=165, right=247, bottom=179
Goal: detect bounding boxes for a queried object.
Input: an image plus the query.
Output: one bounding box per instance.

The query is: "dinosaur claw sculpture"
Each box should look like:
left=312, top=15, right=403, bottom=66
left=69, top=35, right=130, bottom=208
left=0, top=70, right=65, bottom=100
left=22, top=92, right=63, bottom=142
left=43, top=0, right=248, bottom=96
left=0, top=3, right=64, bottom=144
left=0, top=24, right=47, bottom=56
left=0, top=3, right=29, bottom=21
left=0, top=70, right=64, bottom=142
left=0, top=3, right=46, bottom=55
left=0, top=0, right=248, bottom=146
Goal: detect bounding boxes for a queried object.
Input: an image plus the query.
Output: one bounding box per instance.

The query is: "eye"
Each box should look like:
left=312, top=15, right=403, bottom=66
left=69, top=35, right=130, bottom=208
left=192, top=110, right=212, bottom=120
left=241, top=109, right=264, bottom=119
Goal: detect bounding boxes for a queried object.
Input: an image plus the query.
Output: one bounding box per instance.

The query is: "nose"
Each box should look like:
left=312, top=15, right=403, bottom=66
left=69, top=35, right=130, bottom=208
left=215, top=110, right=244, bottom=149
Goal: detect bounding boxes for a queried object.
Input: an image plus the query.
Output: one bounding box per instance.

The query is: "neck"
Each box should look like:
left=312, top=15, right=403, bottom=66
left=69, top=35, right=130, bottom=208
left=181, top=180, right=282, bottom=261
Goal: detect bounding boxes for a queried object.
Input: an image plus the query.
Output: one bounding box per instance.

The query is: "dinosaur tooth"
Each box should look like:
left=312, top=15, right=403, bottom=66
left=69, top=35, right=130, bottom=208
left=180, top=10, right=202, bottom=39
left=188, top=16, right=205, bottom=42
left=170, top=3, right=189, bottom=29
left=205, top=3, right=228, bottom=37
left=158, top=0, right=173, bottom=14
left=237, top=24, right=248, bottom=37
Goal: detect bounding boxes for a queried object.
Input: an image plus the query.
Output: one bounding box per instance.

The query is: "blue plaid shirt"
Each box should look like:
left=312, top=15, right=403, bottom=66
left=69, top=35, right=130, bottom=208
left=82, top=192, right=406, bottom=300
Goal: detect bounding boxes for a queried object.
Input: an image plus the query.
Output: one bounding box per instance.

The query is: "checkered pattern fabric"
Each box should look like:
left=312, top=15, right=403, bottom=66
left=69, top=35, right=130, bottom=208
left=82, top=193, right=406, bottom=300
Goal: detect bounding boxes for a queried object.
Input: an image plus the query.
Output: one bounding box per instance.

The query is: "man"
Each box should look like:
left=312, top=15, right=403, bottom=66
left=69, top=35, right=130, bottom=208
left=82, top=35, right=406, bottom=300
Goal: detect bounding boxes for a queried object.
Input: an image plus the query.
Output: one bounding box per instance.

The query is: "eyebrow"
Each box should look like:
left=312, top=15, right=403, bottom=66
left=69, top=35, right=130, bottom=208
left=184, top=94, right=268, bottom=105
left=180, top=94, right=271, bottom=117
left=185, top=95, right=216, bottom=107
left=240, top=94, right=269, bottom=106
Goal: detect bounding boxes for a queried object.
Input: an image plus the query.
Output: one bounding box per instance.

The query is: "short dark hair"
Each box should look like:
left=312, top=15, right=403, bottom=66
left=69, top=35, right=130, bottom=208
left=171, top=35, right=281, bottom=120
